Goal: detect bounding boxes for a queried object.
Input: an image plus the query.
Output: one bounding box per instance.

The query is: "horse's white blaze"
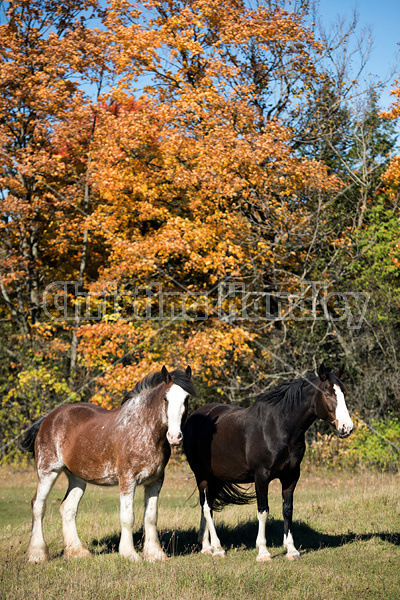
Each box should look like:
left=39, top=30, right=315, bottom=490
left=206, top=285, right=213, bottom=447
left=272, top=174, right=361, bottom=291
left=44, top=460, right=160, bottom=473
left=333, top=384, right=353, bottom=435
left=165, top=384, right=187, bottom=444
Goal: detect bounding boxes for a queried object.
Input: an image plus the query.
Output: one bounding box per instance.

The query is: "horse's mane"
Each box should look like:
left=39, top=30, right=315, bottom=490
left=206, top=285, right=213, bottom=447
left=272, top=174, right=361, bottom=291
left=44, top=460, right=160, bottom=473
left=121, top=369, right=196, bottom=406
left=254, top=374, right=319, bottom=411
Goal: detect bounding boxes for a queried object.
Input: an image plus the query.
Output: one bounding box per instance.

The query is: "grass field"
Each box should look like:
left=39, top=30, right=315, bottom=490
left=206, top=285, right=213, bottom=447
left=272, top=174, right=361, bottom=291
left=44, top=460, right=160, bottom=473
left=1, top=462, right=399, bottom=600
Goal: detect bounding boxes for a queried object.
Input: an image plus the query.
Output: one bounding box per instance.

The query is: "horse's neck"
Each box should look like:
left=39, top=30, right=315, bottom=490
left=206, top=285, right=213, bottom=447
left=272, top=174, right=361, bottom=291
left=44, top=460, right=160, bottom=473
left=256, top=383, right=317, bottom=440
left=282, top=382, right=318, bottom=440
left=119, top=393, right=166, bottom=434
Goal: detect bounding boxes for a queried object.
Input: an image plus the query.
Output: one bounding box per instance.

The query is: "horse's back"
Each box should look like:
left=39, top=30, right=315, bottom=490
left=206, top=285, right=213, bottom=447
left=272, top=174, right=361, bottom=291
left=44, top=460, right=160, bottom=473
left=34, top=403, right=118, bottom=482
left=184, top=403, right=251, bottom=482
left=38, top=403, right=114, bottom=440
left=184, top=403, right=242, bottom=444
left=186, top=402, right=243, bottom=421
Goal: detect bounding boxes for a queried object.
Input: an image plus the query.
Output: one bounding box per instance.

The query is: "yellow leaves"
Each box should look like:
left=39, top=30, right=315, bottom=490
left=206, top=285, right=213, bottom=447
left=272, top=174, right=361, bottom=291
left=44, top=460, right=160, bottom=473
left=381, top=71, right=400, bottom=196
left=84, top=319, right=257, bottom=408
left=87, top=64, right=341, bottom=295
left=78, top=320, right=141, bottom=369
left=184, top=324, right=255, bottom=380
left=0, top=0, right=351, bottom=407
left=106, top=0, right=322, bottom=112
left=383, top=155, right=400, bottom=197
left=381, top=78, right=400, bottom=120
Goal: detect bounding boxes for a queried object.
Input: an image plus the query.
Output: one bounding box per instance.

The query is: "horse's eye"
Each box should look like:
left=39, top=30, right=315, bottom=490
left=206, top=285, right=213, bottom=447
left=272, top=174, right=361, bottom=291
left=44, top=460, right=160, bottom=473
left=164, top=396, right=168, bottom=403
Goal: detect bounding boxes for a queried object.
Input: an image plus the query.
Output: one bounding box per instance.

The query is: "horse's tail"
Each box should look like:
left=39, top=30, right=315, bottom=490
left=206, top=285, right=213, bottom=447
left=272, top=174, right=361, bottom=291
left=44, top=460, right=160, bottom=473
left=19, top=415, right=47, bottom=456
left=212, top=482, right=256, bottom=512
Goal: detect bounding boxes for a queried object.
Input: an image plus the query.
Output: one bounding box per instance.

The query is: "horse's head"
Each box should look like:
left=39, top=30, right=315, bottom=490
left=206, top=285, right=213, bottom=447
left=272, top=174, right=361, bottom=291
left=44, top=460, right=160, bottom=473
left=162, top=365, right=195, bottom=445
left=315, top=363, right=353, bottom=437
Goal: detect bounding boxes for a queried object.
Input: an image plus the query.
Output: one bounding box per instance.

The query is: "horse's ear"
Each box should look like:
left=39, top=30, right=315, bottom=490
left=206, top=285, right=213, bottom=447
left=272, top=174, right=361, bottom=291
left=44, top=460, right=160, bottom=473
left=161, top=365, right=172, bottom=384
left=318, top=363, right=327, bottom=381
left=335, top=364, right=345, bottom=380
left=185, top=365, right=192, bottom=380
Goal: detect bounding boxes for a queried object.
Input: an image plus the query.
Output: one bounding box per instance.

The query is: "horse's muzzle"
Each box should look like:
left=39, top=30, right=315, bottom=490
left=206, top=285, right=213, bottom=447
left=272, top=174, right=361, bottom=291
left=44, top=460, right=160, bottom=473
left=338, top=425, right=353, bottom=438
left=333, top=418, right=353, bottom=438
left=167, top=431, right=183, bottom=445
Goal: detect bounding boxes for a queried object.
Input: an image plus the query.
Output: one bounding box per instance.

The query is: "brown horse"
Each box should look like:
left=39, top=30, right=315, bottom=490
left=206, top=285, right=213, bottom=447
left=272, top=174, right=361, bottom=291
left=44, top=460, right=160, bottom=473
left=20, top=365, right=195, bottom=564
left=183, top=364, right=352, bottom=561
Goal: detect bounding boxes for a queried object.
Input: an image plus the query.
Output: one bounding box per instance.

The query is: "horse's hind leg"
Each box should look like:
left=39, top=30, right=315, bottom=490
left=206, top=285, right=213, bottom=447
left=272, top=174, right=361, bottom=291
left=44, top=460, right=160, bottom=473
left=143, top=478, right=167, bottom=562
left=255, top=472, right=272, bottom=562
left=199, top=480, right=225, bottom=558
left=60, top=473, right=90, bottom=559
left=28, top=469, right=60, bottom=563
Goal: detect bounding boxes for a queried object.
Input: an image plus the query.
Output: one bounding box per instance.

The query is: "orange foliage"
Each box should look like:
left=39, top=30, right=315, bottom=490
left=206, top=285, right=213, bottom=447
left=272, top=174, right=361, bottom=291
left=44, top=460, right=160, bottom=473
left=382, top=61, right=400, bottom=192
left=75, top=0, right=341, bottom=406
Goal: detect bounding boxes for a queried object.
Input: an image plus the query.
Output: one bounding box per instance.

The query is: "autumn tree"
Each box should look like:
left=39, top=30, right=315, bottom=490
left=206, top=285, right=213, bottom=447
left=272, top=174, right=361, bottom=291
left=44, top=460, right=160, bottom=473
left=79, top=2, right=400, bottom=417
left=0, top=0, right=109, bottom=454
left=72, top=0, right=343, bottom=406
left=1, top=0, right=399, bottom=461
left=382, top=68, right=400, bottom=196
left=340, top=60, right=400, bottom=418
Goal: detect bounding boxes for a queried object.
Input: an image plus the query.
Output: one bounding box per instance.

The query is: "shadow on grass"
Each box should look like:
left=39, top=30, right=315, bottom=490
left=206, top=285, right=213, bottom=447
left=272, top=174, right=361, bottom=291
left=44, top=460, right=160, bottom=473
left=90, top=517, right=400, bottom=557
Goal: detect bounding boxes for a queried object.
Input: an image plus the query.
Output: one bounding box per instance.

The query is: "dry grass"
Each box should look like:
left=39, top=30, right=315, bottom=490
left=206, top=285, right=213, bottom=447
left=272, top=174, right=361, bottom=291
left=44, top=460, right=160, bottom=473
left=1, top=463, right=399, bottom=599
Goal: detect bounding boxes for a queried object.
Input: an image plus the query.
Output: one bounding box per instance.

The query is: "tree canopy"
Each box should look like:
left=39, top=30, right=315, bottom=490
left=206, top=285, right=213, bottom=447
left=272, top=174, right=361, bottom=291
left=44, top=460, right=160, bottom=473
left=0, top=0, right=399, bottom=459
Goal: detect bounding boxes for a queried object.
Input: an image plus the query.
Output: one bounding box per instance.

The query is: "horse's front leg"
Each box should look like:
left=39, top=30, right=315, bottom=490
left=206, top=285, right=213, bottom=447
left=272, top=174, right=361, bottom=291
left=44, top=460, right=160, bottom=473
left=119, top=478, right=141, bottom=561
left=143, top=478, right=167, bottom=562
left=255, top=470, right=271, bottom=562
left=198, top=510, right=212, bottom=555
left=280, top=470, right=301, bottom=560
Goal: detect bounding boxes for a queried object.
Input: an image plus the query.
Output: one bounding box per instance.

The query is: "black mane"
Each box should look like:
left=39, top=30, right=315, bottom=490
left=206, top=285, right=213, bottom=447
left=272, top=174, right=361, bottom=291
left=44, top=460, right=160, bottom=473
left=254, top=375, right=318, bottom=412
left=121, top=369, right=196, bottom=406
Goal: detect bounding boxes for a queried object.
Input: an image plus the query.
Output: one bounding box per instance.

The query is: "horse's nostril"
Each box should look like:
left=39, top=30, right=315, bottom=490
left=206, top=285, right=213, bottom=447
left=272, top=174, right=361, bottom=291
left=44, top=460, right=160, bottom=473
left=167, top=431, right=183, bottom=445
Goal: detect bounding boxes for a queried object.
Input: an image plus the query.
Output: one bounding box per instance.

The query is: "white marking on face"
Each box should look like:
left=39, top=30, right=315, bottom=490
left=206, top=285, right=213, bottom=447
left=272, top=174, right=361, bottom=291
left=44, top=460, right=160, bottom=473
left=333, top=384, right=353, bottom=436
left=165, top=384, right=187, bottom=445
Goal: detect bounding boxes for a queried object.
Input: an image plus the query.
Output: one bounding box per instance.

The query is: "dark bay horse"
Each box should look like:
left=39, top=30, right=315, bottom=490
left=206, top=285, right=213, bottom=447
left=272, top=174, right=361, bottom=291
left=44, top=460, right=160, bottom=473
left=20, top=365, right=195, bottom=564
left=183, top=364, right=353, bottom=561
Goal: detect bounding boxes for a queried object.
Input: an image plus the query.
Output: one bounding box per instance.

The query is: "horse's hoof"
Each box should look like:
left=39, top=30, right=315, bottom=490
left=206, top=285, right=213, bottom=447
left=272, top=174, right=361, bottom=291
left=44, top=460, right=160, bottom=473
left=143, top=549, right=168, bottom=562
left=28, top=553, right=49, bottom=564
left=256, top=553, right=272, bottom=562
left=287, top=553, right=301, bottom=561
left=120, top=551, right=142, bottom=562
left=212, top=550, right=226, bottom=558
left=64, top=546, right=91, bottom=559
left=201, top=547, right=213, bottom=556
left=27, top=546, right=49, bottom=564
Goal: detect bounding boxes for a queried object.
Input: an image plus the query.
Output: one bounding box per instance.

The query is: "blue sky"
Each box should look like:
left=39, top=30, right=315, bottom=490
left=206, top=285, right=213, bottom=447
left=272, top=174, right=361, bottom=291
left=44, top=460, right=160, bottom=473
left=318, top=0, right=400, bottom=110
